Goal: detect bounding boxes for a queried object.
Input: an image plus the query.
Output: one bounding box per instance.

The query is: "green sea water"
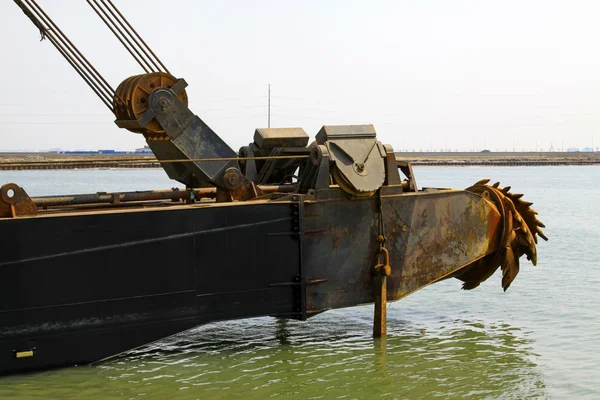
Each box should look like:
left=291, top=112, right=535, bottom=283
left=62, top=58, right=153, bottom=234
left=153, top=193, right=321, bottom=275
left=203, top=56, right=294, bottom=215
left=0, top=166, right=598, bottom=399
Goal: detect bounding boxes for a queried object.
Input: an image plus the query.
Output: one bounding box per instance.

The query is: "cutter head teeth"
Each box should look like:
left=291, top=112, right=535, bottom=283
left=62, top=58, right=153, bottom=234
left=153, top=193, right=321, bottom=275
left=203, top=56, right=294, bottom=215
left=459, top=179, right=547, bottom=291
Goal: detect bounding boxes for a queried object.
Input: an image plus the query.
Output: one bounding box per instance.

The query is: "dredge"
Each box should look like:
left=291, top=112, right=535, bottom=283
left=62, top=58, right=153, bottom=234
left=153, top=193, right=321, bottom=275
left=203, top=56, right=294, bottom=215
left=1, top=0, right=547, bottom=375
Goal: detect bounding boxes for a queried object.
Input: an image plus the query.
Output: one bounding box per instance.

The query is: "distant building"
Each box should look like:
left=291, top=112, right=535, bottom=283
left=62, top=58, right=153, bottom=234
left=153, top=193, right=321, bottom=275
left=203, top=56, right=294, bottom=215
left=582, top=147, right=594, bottom=153
left=62, top=149, right=129, bottom=155
left=135, top=145, right=153, bottom=154
left=567, top=147, right=579, bottom=152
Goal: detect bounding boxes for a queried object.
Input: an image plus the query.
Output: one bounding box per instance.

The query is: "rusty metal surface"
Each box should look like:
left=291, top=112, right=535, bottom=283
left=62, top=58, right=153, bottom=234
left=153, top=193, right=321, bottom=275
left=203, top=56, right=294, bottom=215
left=373, top=233, right=391, bottom=337
left=396, top=160, right=418, bottom=192
left=390, top=190, right=501, bottom=299
left=316, top=125, right=386, bottom=197
left=28, top=184, right=296, bottom=210
left=455, top=180, right=548, bottom=291
left=114, top=73, right=187, bottom=134
left=33, top=188, right=213, bottom=208
left=373, top=276, right=387, bottom=337
left=253, top=128, right=309, bottom=149
left=302, top=188, right=503, bottom=313
left=0, top=183, right=38, bottom=218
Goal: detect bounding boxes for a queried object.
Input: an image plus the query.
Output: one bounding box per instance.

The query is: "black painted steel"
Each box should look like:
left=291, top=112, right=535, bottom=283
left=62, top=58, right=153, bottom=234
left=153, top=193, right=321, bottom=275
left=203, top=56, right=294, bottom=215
left=0, top=202, right=301, bottom=374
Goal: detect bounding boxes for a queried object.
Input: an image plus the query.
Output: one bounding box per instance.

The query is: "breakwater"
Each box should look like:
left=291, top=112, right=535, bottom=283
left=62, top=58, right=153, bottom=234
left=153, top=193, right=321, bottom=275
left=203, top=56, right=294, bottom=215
left=0, top=151, right=598, bottom=170
left=0, top=162, right=161, bottom=170
left=396, top=151, right=599, bottom=167
left=0, top=153, right=159, bottom=170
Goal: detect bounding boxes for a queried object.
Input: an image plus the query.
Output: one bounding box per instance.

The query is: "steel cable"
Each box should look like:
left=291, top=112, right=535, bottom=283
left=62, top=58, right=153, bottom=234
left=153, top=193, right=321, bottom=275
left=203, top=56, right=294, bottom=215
left=0, top=155, right=311, bottom=169
left=15, top=0, right=115, bottom=110
left=99, top=0, right=164, bottom=73
left=14, top=0, right=171, bottom=111
left=87, top=0, right=171, bottom=74
left=87, top=0, right=154, bottom=73
left=26, top=0, right=116, bottom=100
left=105, top=0, right=170, bottom=74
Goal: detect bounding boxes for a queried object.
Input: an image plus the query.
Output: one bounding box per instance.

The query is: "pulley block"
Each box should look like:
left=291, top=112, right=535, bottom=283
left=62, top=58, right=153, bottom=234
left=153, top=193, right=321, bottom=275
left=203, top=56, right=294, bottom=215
left=113, top=72, right=188, bottom=134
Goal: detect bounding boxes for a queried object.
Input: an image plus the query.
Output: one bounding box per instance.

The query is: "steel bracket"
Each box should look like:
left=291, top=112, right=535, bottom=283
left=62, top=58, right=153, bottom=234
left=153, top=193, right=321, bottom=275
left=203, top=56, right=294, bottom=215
left=0, top=183, right=37, bottom=218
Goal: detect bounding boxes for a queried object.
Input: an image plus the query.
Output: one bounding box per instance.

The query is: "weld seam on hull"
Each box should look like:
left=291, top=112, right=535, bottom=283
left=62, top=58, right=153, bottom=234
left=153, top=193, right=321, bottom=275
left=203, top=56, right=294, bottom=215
left=0, top=217, right=290, bottom=267
left=195, top=287, right=281, bottom=298
left=0, top=290, right=196, bottom=314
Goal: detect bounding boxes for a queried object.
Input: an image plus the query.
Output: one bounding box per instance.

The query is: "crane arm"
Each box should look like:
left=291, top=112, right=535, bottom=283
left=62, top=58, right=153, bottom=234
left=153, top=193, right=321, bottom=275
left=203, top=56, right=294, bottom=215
left=13, top=0, right=249, bottom=194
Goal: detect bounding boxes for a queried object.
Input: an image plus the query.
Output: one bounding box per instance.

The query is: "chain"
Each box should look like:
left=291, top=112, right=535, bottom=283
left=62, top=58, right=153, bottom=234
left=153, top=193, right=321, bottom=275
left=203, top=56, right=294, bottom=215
left=377, top=190, right=387, bottom=252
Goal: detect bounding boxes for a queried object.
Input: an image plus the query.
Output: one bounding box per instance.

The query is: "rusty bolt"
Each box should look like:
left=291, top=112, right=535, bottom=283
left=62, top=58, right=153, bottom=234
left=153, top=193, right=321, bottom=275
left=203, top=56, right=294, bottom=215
left=225, top=172, right=240, bottom=187
left=159, top=100, right=169, bottom=112
left=223, top=168, right=243, bottom=189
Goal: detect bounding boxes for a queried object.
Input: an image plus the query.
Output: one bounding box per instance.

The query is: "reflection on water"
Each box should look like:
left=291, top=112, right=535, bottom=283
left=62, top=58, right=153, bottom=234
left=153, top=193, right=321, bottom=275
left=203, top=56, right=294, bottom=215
left=276, top=318, right=292, bottom=346
left=0, top=308, right=547, bottom=400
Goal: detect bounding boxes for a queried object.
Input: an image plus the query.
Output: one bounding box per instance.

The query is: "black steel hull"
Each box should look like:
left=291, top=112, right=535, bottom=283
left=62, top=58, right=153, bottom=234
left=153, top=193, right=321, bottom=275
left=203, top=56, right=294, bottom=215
left=0, top=189, right=496, bottom=374
left=1, top=202, right=303, bottom=374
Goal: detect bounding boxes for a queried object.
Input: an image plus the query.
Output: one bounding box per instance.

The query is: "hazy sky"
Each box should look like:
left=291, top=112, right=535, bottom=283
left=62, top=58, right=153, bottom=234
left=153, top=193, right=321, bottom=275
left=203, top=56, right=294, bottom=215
left=2, top=0, right=599, bottom=152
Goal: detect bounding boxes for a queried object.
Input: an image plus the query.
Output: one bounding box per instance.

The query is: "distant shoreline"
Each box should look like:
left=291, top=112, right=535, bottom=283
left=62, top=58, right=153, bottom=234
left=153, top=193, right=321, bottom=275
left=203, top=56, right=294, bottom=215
left=0, top=151, right=598, bottom=170
left=0, top=153, right=159, bottom=170
left=396, top=151, right=600, bottom=166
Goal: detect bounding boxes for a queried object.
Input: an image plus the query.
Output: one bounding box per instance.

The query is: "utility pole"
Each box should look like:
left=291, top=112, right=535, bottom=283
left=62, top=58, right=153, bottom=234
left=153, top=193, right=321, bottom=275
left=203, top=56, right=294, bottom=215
left=268, top=84, right=271, bottom=128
